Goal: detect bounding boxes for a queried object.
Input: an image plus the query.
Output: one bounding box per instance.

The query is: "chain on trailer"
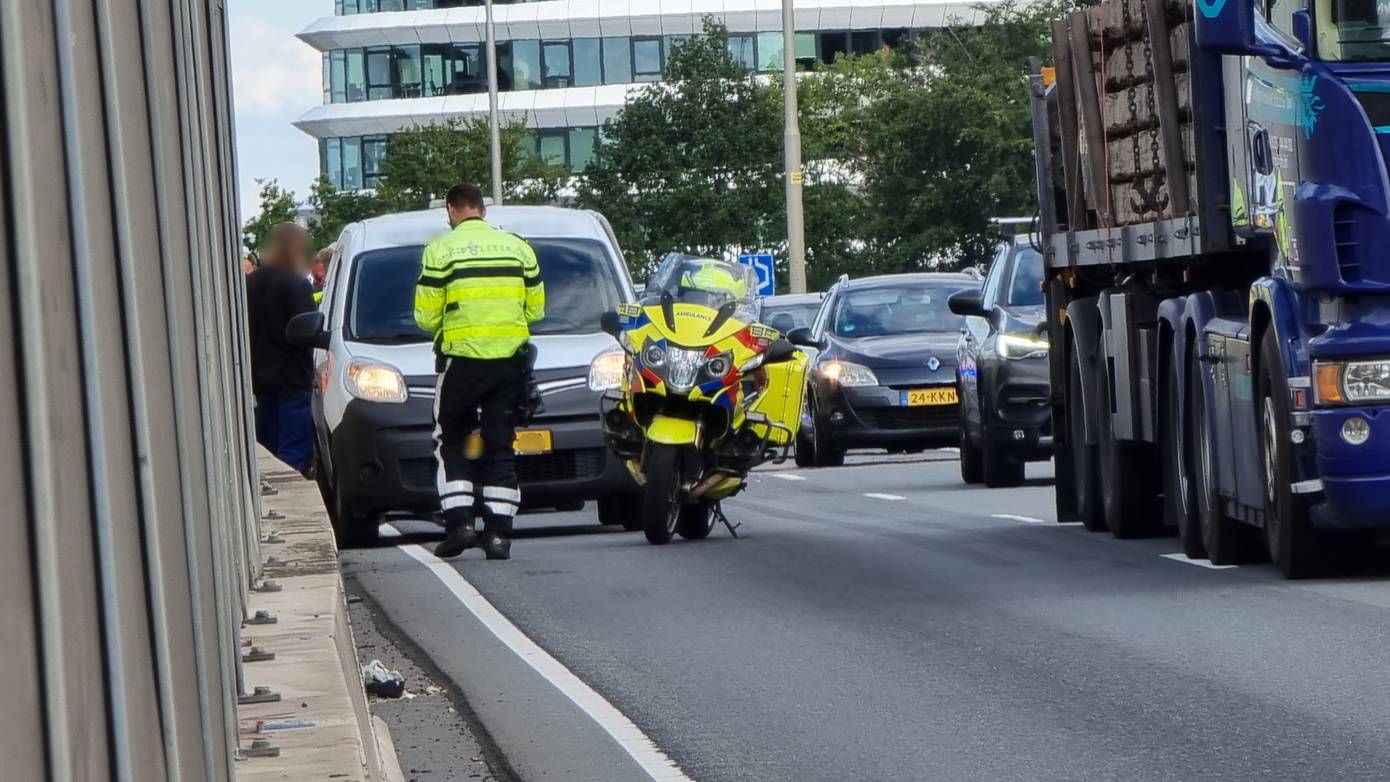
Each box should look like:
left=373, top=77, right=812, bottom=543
left=1125, top=0, right=1167, bottom=216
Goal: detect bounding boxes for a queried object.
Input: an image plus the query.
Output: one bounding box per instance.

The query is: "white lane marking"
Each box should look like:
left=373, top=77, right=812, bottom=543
left=392, top=536, right=693, bottom=781
left=767, top=473, right=806, bottom=481
left=863, top=492, right=906, bottom=501
left=992, top=513, right=1046, bottom=524
left=1160, top=553, right=1237, bottom=570
left=1055, top=522, right=1084, bottom=526
left=378, top=523, right=402, bottom=538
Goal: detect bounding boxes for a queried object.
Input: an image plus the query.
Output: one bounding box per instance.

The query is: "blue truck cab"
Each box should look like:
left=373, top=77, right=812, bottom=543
left=1032, top=0, right=1390, bottom=577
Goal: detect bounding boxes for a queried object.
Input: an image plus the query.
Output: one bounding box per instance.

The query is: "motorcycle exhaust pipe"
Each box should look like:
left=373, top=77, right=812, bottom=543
left=686, top=471, right=734, bottom=503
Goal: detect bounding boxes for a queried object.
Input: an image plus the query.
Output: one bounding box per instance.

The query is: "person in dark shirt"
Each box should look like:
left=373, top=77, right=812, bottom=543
left=247, top=223, right=317, bottom=473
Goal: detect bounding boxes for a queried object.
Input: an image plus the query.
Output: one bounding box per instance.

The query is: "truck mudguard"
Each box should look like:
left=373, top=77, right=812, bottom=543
left=1065, top=296, right=1101, bottom=446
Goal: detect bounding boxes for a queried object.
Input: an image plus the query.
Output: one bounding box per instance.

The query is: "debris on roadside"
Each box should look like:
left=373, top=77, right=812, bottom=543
left=361, top=659, right=406, bottom=698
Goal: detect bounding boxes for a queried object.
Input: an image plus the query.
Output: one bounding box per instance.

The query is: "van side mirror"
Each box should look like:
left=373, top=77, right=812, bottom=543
left=947, top=289, right=988, bottom=319
left=286, top=311, right=330, bottom=350
left=786, top=327, right=817, bottom=348
left=600, top=310, right=622, bottom=337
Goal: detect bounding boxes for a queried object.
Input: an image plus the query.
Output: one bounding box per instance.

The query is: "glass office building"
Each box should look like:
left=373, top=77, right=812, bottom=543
left=296, top=0, right=995, bottom=190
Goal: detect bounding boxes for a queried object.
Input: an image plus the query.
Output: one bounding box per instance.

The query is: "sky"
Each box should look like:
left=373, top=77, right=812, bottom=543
left=228, top=0, right=334, bottom=224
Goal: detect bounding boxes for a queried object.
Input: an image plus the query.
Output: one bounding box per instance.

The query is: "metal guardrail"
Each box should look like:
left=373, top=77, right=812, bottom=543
left=2, top=1, right=260, bottom=779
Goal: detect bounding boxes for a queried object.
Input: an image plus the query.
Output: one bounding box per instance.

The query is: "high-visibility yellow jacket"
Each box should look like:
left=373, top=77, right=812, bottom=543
left=414, top=218, right=545, bottom=359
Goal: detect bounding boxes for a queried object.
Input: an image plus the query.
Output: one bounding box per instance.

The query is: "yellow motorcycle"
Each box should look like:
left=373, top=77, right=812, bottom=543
left=595, top=256, right=812, bottom=544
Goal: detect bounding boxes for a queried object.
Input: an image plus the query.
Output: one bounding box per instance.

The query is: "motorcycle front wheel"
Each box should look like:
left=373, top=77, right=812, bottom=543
left=642, top=444, right=685, bottom=545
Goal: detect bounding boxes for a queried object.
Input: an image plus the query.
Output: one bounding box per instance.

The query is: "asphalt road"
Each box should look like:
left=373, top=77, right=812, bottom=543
left=342, top=452, right=1390, bottom=782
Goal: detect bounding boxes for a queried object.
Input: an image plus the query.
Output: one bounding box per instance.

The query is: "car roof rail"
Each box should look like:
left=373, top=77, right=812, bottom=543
left=834, top=273, right=849, bottom=289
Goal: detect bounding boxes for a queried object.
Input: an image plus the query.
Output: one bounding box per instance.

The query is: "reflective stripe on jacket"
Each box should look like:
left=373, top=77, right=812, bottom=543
left=414, top=218, right=545, bottom=359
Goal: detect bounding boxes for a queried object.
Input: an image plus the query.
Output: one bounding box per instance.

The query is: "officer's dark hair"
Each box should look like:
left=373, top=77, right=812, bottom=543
left=446, top=182, right=486, bottom=212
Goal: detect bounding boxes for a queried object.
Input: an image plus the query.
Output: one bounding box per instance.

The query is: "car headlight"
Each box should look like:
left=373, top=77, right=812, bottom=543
left=1315, top=358, right=1390, bottom=405
left=663, top=346, right=705, bottom=393
left=819, top=361, right=878, bottom=387
left=345, top=359, right=407, bottom=404
left=588, top=349, right=627, bottom=391
left=998, top=332, right=1049, bottom=360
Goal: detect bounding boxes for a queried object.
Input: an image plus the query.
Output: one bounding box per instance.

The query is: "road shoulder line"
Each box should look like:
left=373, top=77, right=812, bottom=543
left=394, top=541, right=694, bottom=782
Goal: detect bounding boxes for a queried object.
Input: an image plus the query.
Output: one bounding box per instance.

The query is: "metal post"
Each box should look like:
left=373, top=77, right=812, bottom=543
left=781, top=0, right=807, bottom=294
left=485, top=0, right=504, bottom=204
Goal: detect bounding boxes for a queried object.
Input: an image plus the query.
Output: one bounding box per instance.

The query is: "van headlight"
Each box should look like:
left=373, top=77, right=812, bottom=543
left=344, top=359, right=407, bottom=404
left=588, top=349, right=627, bottom=391
left=998, top=333, right=1049, bottom=360
left=1315, top=358, right=1390, bottom=405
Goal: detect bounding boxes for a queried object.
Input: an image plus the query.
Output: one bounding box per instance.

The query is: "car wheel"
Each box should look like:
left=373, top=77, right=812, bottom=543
left=329, top=484, right=379, bottom=549
left=958, top=392, right=983, bottom=484
left=794, top=426, right=816, bottom=468
left=981, top=440, right=1025, bottom=488
left=809, top=396, right=845, bottom=467
left=597, top=492, right=644, bottom=531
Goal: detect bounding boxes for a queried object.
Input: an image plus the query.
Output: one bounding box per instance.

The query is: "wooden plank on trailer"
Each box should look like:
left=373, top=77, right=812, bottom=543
left=1145, top=0, right=1190, bottom=214
left=1071, top=11, right=1112, bottom=227
left=1053, top=16, right=1087, bottom=230
left=1104, top=72, right=1191, bottom=134
left=1106, top=124, right=1196, bottom=180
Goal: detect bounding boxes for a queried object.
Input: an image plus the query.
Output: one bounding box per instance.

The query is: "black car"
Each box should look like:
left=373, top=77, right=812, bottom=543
left=947, top=237, right=1052, bottom=487
left=796, top=273, right=978, bottom=467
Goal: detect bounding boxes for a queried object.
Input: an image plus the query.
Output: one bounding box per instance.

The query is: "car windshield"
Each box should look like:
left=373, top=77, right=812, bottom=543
left=831, top=285, right=966, bottom=338
left=345, top=238, right=623, bottom=342
left=762, top=302, right=821, bottom=332
left=644, top=255, right=758, bottom=313
left=1317, top=0, right=1390, bottom=61
left=1007, top=247, right=1045, bottom=306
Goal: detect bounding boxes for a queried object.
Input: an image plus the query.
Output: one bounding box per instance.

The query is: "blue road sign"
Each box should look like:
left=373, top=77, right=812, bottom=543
left=738, top=253, right=776, bottom=297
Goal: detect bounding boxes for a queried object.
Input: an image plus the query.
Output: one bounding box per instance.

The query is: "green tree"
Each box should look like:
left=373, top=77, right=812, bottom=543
left=375, top=116, right=566, bottom=211
left=242, top=178, right=299, bottom=257
left=307, top=176, right=382, bottom=249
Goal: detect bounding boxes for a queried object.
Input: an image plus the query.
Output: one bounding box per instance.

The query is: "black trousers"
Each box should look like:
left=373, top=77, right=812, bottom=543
left=434, top=354, right=526, bottom=534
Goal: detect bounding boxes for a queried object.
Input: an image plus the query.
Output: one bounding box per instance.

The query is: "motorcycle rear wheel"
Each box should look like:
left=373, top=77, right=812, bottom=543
left=642, top=444, right=684, bottom=545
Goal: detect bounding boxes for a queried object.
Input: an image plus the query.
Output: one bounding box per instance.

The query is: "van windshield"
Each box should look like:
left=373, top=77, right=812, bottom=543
left=346, top=238, right=623, bottom=343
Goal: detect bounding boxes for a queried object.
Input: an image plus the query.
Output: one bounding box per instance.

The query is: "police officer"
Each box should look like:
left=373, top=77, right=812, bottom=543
left=415, top=183, right=544, bottom=560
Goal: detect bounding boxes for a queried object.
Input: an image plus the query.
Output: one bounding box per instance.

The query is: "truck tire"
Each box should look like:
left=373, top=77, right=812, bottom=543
left=1258, top=329, right=1324, bottom=578
left=1097, top=344, right=1163, bottom=538
left=1067, top=340, right=1106, bottom=531
left=959, top=396, right=983, bottom=484
left=1188, top=349, right=1261, bottom=565
left=597, top=492, right=644, bottom=531
left=1163, top=360, right=1205, bottom=558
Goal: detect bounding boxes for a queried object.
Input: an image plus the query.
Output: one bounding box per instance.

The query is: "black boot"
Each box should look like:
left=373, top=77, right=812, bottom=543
left=481, top=533, right=511, bottom=561
left=434, top=524, right=479, bottom=559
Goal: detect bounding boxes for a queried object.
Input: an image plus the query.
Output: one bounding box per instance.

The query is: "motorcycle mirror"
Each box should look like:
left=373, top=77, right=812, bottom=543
left=764, top=338, right=798, bottom=364
left=600, top=310, right=622, bottom=337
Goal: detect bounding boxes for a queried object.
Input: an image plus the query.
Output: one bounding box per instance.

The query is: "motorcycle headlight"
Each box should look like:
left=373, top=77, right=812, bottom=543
left=664, top=346, right=705, bottom=393
left=1315, top=358, right=1390, bottom=405
left=704, top=351, right=733, bottom=379
left=345, top=359, right=407, bottom=404
left=588, top=348, right=627, bottom=391
left=819, top=361, right=878, bottom=387
left=998, top=332, right=1049, bottom=360
left=641, top=342, right=666, bottom=369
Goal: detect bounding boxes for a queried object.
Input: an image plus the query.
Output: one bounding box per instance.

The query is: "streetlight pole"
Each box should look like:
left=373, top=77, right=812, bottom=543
left=485, top=0, right=504, bottom=204
left=781, top=0, right=807, bottom=294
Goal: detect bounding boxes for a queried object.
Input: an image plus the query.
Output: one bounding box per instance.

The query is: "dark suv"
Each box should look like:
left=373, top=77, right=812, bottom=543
left=796, top=273, right=977, bottom=467
left=947, top=237, right=1052, bottom=487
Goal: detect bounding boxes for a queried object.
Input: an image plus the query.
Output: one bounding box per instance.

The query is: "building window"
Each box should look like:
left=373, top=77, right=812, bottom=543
left=538, top=131, right=567, bottom=167
left=728, top=34, right=756, bottom=71
left=568, top=127, right=598, bottom=171
left=818, top=31, right=849, bottom=64
left=795, top=32, right=816, bottom=69
left=850, top=30, right=882, bottom=55
left=346, top=49, right=366, bottom=101
left=330, top=50, right=347, bottom=103
left=573, top=38, right=601, bottom=87
left=542, top=40, right=572, bottom=88
left=366, top=46, right=393, bottom=100
left=325, top=138, right=343, bottom=189
left=362, top=136, right=388, bottom=187
left=394, top=44, right=422, bottom=98
left=602, top=37, right=631, bottom=84
left=756, top=32, right=784, bottom=71
left=509, top=39, right=541, bottom=90
left=632, top=37, right=663, bottom=82
left=378, top=0, right=404, bottom=9
left=342, top=137, right=363, bottom=190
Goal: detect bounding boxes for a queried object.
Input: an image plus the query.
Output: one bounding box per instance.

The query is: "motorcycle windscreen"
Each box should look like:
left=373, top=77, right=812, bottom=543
left=747, top=351, right=809, bottom=445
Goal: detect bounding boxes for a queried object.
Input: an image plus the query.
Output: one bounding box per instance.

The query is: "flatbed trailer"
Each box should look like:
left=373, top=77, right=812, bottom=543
left=1031, top=0, right=1390, bottom=577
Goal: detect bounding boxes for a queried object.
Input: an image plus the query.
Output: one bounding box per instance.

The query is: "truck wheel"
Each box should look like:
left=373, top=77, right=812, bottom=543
left=677, top=502, right=715, bottom=540
left=959, top=400, right=983, bottom=484
left=1163, top=360, right=1205, bottom=558
left=1097, top=344, right=1162, bottom=538
left=1067, top=340, right=1106, bottom=531
left=1258, top=329, right=1323, bottom=578
left=597, top=492, right=644, bottom=531
left=1188, top=349, right=1261, bottom=565
left=641, top=445, right=684, bottom=545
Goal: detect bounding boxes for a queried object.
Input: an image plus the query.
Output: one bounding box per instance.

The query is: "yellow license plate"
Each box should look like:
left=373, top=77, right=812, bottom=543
left=465, top=429, right=553, bottom=458
left=902, top=387, right=958, bottom=406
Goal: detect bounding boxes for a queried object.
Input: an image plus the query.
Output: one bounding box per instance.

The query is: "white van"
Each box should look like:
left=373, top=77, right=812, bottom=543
left=290, top=206, right=641, bottom=546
